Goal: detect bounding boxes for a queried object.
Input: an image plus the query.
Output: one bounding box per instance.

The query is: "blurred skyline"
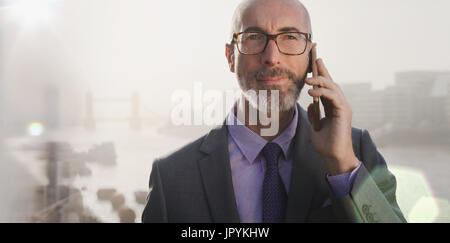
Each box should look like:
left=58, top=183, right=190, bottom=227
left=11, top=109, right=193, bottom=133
left=1, top=0, right=450, bottom=119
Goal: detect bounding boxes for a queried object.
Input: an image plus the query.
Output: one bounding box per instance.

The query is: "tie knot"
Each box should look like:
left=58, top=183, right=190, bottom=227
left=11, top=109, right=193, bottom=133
left=262, top=143, right=282, bottom=167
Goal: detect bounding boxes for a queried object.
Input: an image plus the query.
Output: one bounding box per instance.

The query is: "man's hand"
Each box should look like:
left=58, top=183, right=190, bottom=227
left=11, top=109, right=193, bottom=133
left=305, top=58, right=360, bottom=176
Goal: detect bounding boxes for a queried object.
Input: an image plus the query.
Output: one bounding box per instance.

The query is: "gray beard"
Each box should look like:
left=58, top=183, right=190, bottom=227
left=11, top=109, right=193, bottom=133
left=240, top=72, right=306, bottom=112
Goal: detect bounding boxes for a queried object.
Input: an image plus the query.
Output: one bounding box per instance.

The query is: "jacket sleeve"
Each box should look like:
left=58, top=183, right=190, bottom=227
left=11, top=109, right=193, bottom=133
left=142, top=160, right=169, bottom=223
left=330, top=129, right=407, bottom=223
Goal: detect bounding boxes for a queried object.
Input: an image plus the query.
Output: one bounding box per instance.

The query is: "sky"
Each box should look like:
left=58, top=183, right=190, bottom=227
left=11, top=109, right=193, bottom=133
left=1, top=0, right=450, bottom=117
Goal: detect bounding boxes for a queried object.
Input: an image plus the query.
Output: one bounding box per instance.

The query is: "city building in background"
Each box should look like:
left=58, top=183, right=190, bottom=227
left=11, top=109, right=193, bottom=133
left=341, top=83, right=384, bottom=130
left=342, top=71, right=450, bottom=131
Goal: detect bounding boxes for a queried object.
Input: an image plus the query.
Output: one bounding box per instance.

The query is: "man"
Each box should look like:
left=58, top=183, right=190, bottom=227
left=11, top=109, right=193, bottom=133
left=142, top=0, right=406, bottom=223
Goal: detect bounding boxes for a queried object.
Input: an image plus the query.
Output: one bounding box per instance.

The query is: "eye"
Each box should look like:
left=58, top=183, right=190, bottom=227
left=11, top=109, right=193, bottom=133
left=286, top=35, right=298, bottom=40
left=247, top=33, right=263, bottom=40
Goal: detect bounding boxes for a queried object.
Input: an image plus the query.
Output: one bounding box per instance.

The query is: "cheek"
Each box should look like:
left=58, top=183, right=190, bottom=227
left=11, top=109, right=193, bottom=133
left=236, top=55, right=259, bottom=77
left=288, top=56, right=309, bottom=76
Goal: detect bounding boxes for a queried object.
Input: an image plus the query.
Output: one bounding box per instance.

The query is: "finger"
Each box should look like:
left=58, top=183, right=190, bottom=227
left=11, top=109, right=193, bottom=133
left=305, top=76, right=336, bottom=90
left=316, top=58, right=333, bottom=81
left=308, top=87, right=343, bottom=109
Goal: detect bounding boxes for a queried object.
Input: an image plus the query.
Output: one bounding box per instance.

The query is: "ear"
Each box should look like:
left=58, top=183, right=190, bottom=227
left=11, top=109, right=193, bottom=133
left=225, top=43, right=235, bottom=73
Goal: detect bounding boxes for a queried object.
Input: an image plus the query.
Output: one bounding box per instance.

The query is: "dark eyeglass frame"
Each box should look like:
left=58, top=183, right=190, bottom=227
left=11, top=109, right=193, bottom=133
left=232, top=31, right=312, bottom=56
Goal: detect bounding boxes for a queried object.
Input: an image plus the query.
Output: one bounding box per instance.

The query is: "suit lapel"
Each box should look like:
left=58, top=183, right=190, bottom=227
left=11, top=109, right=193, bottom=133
left=196, top=104, right=326, bottom=223
left=197, top=125, right=240, bottom=223
left=285, top=104, right=326, bottom=222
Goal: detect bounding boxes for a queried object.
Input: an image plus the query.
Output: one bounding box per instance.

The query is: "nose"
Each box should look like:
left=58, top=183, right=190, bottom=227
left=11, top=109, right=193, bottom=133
left=261, top=39, right=282, bottom=67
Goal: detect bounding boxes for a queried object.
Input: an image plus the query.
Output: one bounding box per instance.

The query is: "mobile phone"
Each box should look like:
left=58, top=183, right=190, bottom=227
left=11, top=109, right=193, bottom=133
left=309, top=47, right=321, bottom=131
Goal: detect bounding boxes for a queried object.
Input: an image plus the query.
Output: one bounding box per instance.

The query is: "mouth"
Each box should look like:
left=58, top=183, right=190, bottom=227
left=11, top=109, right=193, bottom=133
left=257, top=76, right=288, bottom=85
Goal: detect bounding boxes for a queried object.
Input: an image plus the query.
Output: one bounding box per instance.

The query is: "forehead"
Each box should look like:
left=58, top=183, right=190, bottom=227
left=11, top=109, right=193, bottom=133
left=239, top=1, right=307, bottom=33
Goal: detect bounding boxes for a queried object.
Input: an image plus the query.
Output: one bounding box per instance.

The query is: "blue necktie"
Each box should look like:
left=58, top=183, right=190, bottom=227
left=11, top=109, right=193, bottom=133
left=262, top=142, right=287, bottom=223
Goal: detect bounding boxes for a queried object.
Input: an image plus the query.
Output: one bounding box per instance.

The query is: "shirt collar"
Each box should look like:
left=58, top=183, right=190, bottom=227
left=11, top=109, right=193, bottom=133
left=227, top=104, right=298, bottom=164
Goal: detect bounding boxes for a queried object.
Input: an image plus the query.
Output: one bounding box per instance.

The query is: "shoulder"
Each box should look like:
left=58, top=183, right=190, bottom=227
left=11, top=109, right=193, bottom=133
left=350, top=127, right=389, bottom=171
left=350, top=127, right=380, bottom=156
left=350, top=127, right=377, bottom=151
left=152, top=124, right=227, bottom=171
left=153, top=134, right=207, bottom=173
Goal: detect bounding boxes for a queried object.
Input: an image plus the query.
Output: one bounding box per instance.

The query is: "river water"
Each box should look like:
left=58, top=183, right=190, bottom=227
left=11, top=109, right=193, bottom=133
left=3, top=125, right=449, bottom=223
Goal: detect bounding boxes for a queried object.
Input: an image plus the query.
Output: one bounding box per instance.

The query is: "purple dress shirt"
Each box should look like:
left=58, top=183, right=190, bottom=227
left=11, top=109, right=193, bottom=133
left=226, top=105, right=361, bottom=223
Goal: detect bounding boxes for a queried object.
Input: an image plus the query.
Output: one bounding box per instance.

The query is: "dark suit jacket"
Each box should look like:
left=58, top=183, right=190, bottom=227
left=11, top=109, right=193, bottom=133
left=142, top=104, right=406, bottom=223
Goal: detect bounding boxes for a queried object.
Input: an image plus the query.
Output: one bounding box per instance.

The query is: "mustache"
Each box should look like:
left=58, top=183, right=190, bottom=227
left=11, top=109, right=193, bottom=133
left=254, top=67, right=298, bottom=81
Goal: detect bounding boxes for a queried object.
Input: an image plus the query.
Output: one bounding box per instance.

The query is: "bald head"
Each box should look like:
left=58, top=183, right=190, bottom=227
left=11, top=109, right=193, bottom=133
left=230, top=0, right=312, bottom=40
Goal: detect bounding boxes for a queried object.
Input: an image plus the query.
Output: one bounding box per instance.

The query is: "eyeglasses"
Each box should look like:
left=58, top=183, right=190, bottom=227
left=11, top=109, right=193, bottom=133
left=232, top=31, right=312, bottom=56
